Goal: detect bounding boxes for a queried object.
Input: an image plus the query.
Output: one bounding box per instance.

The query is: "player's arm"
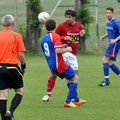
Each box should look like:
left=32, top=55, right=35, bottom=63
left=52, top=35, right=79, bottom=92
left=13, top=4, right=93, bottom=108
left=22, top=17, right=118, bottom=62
left=111, top=36, right=120, bottom=44
left=100, top=33, right=108, bottom=41
left=55, top=47, right=72, bottom=54
left=18, top=51, right=26, bottom=73
left=79, top=25, right=85, bottom=37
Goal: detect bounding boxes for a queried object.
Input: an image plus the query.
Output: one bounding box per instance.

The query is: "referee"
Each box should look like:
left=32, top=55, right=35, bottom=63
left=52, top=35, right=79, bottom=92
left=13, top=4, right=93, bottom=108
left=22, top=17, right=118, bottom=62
left=0, top=14, right=26, bottom=120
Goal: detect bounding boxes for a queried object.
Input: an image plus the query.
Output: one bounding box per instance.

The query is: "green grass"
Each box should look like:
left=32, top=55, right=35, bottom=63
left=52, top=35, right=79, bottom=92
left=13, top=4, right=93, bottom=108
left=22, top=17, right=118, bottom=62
left=6, top=54, right=120, bottom=120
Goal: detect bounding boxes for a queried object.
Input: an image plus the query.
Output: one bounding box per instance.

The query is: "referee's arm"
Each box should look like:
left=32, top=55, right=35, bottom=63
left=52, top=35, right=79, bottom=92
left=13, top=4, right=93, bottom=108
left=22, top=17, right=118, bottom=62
left=18, top=51, right=26, bottom=73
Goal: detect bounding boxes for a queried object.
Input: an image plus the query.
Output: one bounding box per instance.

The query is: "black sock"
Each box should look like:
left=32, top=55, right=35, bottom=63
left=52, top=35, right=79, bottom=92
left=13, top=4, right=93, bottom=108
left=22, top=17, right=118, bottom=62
left=9, top=94, right=23, bottom=116
left=0, top=100, right=7, bottom=120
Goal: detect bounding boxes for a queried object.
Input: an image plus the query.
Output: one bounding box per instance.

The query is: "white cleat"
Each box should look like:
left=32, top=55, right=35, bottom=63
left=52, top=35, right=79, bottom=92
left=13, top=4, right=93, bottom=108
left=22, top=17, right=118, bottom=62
left=42, top=95, right=50, bottom=102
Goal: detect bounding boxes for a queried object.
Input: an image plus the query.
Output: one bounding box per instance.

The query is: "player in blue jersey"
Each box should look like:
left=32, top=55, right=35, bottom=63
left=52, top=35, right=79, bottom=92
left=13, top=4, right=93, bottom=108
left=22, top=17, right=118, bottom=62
left=98, top=7, right=120, bottom=86
left=41, top=19, right=87, bottom=107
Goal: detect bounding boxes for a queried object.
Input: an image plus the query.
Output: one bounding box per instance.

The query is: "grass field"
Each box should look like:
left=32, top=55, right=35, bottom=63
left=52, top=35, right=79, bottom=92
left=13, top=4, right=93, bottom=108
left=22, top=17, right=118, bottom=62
left=6, top=54, right=120, bottom=120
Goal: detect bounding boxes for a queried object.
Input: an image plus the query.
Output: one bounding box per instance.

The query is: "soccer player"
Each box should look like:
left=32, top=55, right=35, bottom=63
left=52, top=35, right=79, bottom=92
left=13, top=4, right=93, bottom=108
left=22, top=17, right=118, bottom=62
left=41, top=19, right=86, bottom=107
left=98, top=7, right=120, bottom=86
left=0, top=15, right=26, bottom=120
left=42, top=10, right=85, bottom=101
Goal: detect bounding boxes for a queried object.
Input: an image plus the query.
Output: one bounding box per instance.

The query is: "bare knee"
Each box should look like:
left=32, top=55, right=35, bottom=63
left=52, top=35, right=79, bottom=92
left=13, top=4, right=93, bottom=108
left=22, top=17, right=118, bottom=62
left=102, top=56, right=110, bottom=63
left=0, top=89, right=9, bottom=100
left=15, top=87, right=24, bottom=95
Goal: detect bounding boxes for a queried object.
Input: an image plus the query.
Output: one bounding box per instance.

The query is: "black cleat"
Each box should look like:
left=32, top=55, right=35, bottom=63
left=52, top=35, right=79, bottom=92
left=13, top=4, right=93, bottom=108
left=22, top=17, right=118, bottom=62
left=98, top=81, right=110, bottom=86
left=4, top=111, right=14, bottom=120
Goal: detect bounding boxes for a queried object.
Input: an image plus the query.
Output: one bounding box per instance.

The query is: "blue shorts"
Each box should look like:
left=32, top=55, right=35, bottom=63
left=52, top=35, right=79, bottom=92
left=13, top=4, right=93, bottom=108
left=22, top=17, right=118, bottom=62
left=56, top=65, right=75, bottom=80
left=104, top=42, right=120, bottom=61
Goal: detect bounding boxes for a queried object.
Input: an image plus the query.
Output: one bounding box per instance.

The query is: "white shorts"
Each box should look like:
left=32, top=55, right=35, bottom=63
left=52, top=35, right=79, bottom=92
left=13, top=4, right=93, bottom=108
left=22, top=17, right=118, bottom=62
left=63, top=52, right=78, bottom=70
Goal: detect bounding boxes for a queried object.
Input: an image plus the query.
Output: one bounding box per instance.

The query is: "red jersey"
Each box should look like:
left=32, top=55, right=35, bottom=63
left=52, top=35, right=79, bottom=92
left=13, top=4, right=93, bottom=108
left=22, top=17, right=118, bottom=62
left=56, top=21, right=82, bottom=56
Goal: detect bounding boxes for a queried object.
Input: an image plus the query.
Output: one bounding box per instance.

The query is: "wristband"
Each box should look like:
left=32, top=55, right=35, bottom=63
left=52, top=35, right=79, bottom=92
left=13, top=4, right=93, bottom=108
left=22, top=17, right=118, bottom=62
left=21, top=63, right=26, bottom=70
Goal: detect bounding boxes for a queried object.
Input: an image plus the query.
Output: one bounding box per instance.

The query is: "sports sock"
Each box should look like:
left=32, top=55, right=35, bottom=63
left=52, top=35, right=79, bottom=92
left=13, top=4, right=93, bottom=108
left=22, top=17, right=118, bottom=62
left=110, top=64, right=120, bottom=75
left=66, top=82, right=79, bottom=103
left=103, top=63, right=109, bottom=82
left=47, top=76, right=56, bottom=97
left=9, top=94, right=22, bottom=116
left=0, top=100, right=7, bottom=120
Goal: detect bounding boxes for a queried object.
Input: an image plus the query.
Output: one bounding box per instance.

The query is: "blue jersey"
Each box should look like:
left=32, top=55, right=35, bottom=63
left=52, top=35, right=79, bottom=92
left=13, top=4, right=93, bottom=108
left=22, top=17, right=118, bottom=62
left=41, top=32, right=69, bottom=74
left=106, top=18, right=120, bottom=42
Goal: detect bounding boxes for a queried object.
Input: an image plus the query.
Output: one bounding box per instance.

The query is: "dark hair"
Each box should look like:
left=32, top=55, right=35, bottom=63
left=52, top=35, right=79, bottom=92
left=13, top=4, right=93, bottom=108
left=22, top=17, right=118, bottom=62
left=106, top=7, right=114, bottom=13
left=45, top=19, right=56, bottom=31
left=65, top=10, right=76, bottom=17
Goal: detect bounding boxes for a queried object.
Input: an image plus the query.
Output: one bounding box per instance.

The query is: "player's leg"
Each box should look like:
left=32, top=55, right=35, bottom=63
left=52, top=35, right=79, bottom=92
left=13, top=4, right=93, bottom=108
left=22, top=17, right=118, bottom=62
left=98, top=43, right=117, bottom=86
left=0, top=89, right=9, bottom=120
left=98, top=56, right=110, bottom=86
left=4, top=65, right=24, bottom=119
left=62, top=66, right=86, bottom=107
left=109, top=60, right=120, bottom=75
left=109, top=43, right=120, bottom=75
left=42, top=74, right=57, bottom=102
left=8, top=88, right=23, bottom=118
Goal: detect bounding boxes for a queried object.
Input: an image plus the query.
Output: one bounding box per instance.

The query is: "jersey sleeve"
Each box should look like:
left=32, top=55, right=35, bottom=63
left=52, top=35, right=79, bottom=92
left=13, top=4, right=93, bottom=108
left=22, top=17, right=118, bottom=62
left=17, top=34, right=26, bottom=51
left=52, top=33, right=63, bottom=49
left=115, top=20, right=120, bottom=32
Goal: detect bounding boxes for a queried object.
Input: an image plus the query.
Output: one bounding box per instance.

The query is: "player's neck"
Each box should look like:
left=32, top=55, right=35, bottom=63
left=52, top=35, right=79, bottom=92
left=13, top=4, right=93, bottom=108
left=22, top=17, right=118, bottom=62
left=108, top=17, right=114, bottom=22
left=48, top=29, right=55, bottom=33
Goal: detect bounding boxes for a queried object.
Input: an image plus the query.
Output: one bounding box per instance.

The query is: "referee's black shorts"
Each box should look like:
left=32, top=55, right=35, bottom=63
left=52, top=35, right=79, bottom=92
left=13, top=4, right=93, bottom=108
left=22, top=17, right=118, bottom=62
left=0, top=63, right=24, bottom=90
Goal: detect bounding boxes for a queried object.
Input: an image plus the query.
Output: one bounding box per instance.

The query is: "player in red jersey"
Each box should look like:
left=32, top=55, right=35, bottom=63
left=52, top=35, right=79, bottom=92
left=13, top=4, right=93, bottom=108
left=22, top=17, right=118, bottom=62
left=42, top=10, right=85, bottom=102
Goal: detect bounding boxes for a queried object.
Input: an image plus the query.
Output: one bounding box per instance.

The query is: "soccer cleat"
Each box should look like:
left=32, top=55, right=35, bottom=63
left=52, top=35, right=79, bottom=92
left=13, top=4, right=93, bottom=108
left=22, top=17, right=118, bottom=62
left=4, top=111, right=14, bottom=120
left=74, top=99, right=87, bottom=106
left=42, top=95, right=50, bottom=102
left=64, top=102, right=78, bottom=108
left=98, top=81, right=110, bottom=86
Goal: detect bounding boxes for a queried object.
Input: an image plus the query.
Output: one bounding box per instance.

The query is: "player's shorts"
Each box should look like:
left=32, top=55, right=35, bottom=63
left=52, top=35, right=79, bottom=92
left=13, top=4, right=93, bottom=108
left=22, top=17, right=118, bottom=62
left=56, top=65, right=75, bottom=80
left=63, top=52, right=78, bottom=70
left=0, top=64, right=23, bottom=90
left=104, top=42, right=120, bottom=61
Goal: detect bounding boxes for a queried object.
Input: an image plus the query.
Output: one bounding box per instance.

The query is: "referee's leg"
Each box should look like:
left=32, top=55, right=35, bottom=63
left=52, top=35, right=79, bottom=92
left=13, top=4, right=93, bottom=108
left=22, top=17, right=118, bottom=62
left=0, top=89, right=9, bottom=120
left=9, top=87, right=24, bottom=117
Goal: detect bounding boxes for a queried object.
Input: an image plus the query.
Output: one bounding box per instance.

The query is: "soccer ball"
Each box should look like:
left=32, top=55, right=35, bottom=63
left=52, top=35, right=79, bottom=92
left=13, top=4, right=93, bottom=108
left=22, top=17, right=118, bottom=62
left=38, top=12, right=50, bottom=23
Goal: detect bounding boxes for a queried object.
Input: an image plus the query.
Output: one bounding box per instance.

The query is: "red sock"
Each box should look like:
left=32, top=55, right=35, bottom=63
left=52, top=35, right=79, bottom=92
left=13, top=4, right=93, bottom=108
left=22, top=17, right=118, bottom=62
left=47, top=75, right=56, bottom=96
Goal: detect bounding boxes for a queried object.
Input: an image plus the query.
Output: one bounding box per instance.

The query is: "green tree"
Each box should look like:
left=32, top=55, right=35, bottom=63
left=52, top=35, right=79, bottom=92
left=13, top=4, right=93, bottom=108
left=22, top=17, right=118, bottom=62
left=26, top=0, right=43, bottom=54
left=75, top=0, right=94, bottom=51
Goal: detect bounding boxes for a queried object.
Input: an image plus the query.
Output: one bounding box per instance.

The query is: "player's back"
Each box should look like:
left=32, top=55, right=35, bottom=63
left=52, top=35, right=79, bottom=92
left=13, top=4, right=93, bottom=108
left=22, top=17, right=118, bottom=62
left=41, top=33, right=57, bottom=74
left=0, top=29, right=23, bottom=64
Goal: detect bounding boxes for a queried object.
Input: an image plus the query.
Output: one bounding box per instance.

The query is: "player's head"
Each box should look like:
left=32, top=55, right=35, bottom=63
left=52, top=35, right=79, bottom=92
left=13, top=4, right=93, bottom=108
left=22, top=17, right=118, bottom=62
left=65, top=10, right=76, bottom=25
left=106, top=7, right=114, bottom=21
left=2, top=14, right=14, bottom=28
left=45, top=19, right=56, bottom=31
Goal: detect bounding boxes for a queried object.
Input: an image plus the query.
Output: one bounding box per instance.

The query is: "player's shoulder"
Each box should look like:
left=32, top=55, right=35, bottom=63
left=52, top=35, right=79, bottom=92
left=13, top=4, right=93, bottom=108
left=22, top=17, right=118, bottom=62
left=11, top=30, right=22, bottom=37
left=75, top=21, right=82, bottom=27
left=51, top=32, right=60, bottom=38
left=58, top=21, right=67, bottom=27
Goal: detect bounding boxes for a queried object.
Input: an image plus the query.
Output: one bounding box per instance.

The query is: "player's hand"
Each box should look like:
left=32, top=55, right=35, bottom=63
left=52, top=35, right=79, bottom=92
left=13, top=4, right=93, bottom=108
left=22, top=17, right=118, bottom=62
left=80, top=30, right=85, bottom=37
left=64, top=36, right=71, bottom=41
left=67, top=47, right=72, bottom=52
left=100, top=36, right=105, bottom=41
left=110, top=39, right=116, bottom=44
left=63, top=44, right=68, bottom=48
